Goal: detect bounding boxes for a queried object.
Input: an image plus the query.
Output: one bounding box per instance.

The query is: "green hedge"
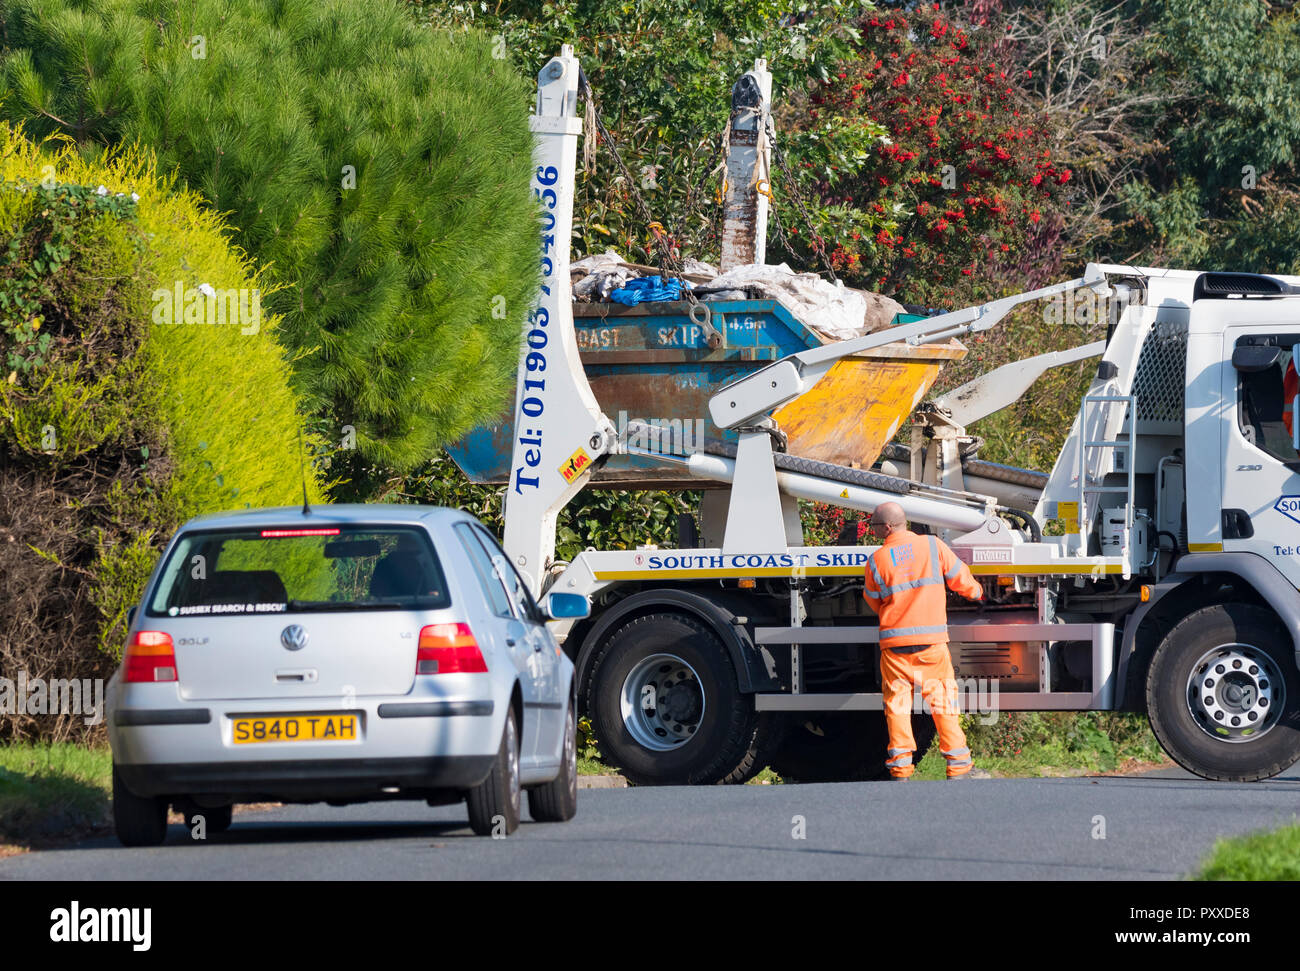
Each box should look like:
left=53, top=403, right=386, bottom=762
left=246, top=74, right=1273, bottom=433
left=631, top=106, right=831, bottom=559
left=0, top=125, right=321, bottom=739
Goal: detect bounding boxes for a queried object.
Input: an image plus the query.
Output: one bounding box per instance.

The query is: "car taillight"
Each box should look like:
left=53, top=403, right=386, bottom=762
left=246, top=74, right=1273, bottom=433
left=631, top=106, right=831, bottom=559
left=416, top=623, right=487, bottom=674
left=124, top=631, right=178, bottom=683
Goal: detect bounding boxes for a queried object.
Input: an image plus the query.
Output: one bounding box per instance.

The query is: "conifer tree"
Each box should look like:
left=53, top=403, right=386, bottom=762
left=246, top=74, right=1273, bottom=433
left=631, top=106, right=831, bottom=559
left=3, top=0, right=541, bottom=473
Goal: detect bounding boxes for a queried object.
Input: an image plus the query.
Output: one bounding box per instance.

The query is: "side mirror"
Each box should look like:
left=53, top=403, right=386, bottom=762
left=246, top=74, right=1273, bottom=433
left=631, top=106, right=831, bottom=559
left=544, top=592, right=590, bottom=621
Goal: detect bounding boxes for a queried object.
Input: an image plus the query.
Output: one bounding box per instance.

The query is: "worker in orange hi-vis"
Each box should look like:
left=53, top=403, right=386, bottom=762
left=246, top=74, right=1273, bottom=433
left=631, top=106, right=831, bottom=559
left=862, top=501, right=988, bottom=780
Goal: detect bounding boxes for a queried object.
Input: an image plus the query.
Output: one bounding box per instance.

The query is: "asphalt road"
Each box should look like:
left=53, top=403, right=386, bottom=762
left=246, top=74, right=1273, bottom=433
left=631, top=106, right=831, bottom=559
left=3, top=767, right=1299, bottom=880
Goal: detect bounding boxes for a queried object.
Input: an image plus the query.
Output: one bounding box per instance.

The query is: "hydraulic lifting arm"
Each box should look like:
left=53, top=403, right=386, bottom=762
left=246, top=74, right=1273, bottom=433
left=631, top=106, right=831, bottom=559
left=708, top=266, right=1115, bottom=429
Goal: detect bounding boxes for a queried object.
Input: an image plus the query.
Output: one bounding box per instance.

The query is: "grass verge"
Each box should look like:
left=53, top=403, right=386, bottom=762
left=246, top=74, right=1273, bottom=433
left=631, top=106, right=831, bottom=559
left=1193, top=822, right=1300, bottom=880
left=0, top=742, right=113, bottom=851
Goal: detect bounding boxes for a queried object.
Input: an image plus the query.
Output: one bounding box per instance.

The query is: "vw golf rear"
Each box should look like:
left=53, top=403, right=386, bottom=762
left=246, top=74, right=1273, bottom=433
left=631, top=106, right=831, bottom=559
left=107, top=505, right=581, bottom=845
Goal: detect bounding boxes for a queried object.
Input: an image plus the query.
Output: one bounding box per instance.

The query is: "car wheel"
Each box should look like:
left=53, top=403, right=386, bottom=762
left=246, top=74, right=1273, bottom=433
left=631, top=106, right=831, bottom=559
left=173, top=797, right=233, bottom=835
left=528, top=701, right=578, bottom=822
left=1147, top=603, right=1300, bottom=781
left=467, top=707, right=521, bottom=836
left=586, top=611, right=782, bottom=786
left=112, top=765, right=168, bottom=847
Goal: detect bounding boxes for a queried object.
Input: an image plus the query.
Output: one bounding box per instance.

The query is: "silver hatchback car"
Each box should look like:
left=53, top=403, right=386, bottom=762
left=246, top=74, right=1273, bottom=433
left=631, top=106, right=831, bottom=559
left=107, top=505, right=586, bottom=845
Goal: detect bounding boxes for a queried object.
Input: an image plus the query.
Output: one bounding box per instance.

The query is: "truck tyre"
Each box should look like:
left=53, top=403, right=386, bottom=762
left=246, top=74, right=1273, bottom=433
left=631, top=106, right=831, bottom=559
left=1147, top=603, right=1300, bottom=781
left=467, top=708, right=522, bottom=836
left=527, top=701, right=578, bottom=822
left=586, top=612, right=782, bottom=785
left=112, top=765, right=168, bottom=847
left=769, top=712, right=936, bottom=783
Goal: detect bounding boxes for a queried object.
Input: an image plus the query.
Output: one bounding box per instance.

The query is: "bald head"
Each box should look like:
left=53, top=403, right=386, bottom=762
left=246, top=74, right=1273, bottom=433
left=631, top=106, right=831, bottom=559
left=871, top=502, right=906, bottom=528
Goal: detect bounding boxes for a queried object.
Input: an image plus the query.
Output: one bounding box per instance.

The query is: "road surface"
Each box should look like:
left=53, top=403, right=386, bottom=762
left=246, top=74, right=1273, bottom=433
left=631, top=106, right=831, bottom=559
left=3, top=767, right=1298, bottom=880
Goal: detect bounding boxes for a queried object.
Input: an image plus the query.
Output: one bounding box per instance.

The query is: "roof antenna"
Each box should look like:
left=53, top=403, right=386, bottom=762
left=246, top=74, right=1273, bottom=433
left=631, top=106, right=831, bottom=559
left=298, top=424, right=311, bottom=516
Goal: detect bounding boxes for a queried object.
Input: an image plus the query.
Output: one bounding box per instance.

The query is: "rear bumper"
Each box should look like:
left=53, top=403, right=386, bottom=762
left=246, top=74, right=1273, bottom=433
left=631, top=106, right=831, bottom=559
left=116, top=755, right=496, bottom=799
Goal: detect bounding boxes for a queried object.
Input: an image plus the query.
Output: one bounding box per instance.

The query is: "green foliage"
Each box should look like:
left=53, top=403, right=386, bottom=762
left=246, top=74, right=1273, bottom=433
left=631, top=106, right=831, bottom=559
left=960, top=710, right=1164, bottom=774
left=3, top=0, right=542, bottom=478
left=0, top=124, right=322, bottom=737
left=390, top=449, right=694, bottom=559
left=420, top=0, right=867, bottom=267
left=797, top=6, right=1070, bottom=303
left=577, top=714, right=600, bottom=761
left=1079, top=0, right=1300, bottom=274
left=0, top=181, right=140, bottom=375
left=1194, top=821, right=1300, bottom=880
left=0, top=742, right=112, bottom=845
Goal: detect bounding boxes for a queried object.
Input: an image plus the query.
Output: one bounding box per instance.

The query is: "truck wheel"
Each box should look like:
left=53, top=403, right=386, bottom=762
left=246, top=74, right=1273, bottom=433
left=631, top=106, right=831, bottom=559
left=586, top=612, right=781, bottom=785
left=112, top=765, right=168, bottom=847
left=769, top=712, right=936, bottom=782
left=1147, top=603, right=1300, bottom=781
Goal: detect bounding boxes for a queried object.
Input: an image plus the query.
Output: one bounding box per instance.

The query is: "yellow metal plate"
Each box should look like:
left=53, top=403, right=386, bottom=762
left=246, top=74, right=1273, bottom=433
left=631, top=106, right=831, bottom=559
left=232, top=714, right=357, bottom=744
left=772, top=340, right=966, bottom=468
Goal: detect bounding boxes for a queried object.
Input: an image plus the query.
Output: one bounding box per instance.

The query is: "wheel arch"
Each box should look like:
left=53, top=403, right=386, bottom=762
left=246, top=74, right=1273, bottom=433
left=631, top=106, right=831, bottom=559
left=1118, top=555, right=1300, bottom=710
left=571, top=588, right=778, bottom=712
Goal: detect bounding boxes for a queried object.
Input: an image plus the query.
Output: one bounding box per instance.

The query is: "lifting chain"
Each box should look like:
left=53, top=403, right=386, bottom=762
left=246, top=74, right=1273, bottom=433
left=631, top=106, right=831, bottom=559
left=763, top=112, right=839, bottom=283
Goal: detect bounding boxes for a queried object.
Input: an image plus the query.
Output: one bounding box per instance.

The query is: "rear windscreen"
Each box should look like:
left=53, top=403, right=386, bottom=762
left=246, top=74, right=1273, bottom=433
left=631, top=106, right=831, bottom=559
left=146, top=525, right=450, bottom=617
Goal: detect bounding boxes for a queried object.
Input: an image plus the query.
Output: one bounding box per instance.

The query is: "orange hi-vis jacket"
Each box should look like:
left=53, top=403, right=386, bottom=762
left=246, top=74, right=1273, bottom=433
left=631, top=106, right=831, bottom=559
left=863, top=529, right=983, bottom=651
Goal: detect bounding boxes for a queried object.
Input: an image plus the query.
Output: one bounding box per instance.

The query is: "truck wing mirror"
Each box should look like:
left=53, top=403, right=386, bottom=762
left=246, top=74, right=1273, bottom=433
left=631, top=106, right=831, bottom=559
left=1232, top=345, right=1282, bottom=372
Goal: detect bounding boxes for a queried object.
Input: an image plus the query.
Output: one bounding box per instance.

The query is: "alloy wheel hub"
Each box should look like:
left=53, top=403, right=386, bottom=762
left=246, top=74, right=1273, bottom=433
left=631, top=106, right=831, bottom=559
left=1186, top=644, right=1283, bottom=743
left=620, top=653, right=706, bottom=752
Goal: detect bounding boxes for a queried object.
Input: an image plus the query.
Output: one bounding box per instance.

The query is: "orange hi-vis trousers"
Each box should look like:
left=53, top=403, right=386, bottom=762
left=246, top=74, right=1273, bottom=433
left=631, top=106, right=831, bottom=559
left=880, top=643, right=973, bottom=779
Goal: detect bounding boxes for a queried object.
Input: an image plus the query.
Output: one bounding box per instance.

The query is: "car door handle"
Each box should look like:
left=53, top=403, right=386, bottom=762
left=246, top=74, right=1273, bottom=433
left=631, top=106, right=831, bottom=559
left=275, top=669, right=318, bottom=684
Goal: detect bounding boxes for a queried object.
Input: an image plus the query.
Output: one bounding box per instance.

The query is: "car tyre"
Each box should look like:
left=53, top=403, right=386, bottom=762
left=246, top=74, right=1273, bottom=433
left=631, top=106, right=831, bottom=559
left=467, top=707, right=522, bottom=836
left=528, top=701, right=578, bottom=822
left=112, top=765, right=168, bottom=847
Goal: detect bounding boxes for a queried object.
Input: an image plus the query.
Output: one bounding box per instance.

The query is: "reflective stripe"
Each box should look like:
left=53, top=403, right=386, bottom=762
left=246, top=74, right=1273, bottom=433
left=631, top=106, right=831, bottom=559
left=886, top=747, right=911, bottom=758
left=941, top=747, right=970, bottom=758
left=885, top=753, right=913, bottom=767
left=946, top=757, right=973, bottom=769
left=867, top=553, right=885, bottom=590
left=878, top=575, right=944, bottom=597
left=944, top=561, right=964, bottom=580
left=927, top=536, right=942, bottom=581
left=880, top=624, right=948, bottom=639
left=863, top=588, right=881, bottom=600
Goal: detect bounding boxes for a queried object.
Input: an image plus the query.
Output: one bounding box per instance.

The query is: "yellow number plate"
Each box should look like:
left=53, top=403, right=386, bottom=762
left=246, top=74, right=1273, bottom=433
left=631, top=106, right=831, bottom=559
left=232, top=714, right=358, bottom=745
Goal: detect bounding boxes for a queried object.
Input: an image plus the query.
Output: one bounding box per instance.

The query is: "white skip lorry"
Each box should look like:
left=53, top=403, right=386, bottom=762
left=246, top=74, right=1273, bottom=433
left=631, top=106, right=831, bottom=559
left=490, top=47, right=1300, bottom=785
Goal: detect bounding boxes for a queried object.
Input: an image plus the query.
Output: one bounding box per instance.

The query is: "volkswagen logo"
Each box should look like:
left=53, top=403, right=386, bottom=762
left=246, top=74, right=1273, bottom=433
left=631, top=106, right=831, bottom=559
left=280, top=624, right=309, bottom=652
